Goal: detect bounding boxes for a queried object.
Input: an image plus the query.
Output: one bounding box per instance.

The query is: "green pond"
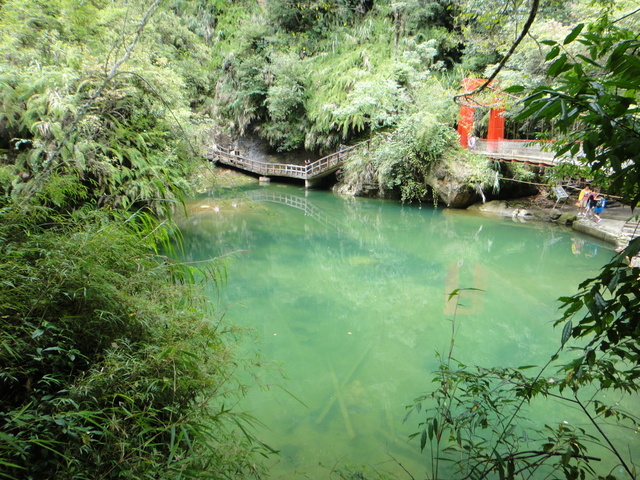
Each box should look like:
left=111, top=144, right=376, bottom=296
left=176, top=183, right=635, bottom=479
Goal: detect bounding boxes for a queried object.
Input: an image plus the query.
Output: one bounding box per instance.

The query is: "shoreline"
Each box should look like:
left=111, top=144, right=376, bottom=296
left=468, top=197, right=638, bottom=252
left=202, top=166, right=639, bottom=258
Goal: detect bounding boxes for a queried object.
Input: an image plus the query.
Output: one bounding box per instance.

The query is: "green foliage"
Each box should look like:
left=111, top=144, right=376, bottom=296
left=406, top=291, right=635, bottom=480
left=4, top=0, right=639, bottom=477
left=555, top=239, right=640, bottom=393
left=0, top=0, right=220, bottom=213
left=341, top=110, right=460, bottom=202
left=1, top=68, right=193, bottom=213
left=0, top=1, right=271, bottom=477
left=408, top=360, right=603, bottom=480
left=408, top=11, right=640, bottom=480
left=211, top=0, right=461, bottom=152
left=0, top=207, right=266, bottom=479
left=502, top=161, right=537, bottom=183
left=512, top=22, right=640, bottom=206
left=213, top=21, right=273, bottom=135
left=255, top=52, right=309, bottom=151
left=509, top=19, right=640, bottom=414
left=267, top=0, right=371, bottom=34
left=332, top=78, right=408, bottom=136
left=455, top=0, right=574, bottom=75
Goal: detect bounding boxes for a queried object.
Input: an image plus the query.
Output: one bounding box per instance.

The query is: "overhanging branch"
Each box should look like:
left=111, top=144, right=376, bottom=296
left=454, top=0, right=540, bottom=104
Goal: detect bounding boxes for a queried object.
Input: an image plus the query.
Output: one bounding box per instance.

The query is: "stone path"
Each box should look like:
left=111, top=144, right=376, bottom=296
left=572, top=204, right=639, bottom=251
left=471, top=200, right=639, bottom=260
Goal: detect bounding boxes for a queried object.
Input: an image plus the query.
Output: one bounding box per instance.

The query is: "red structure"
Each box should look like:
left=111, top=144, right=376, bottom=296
left=487, top=107, right=505, bottom=152
left=457, top=78, right=505, bottom=152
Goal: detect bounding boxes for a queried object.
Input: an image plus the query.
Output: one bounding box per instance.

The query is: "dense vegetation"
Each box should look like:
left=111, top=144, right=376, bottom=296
left=0, top=1, right=268, bottom=478
left=1, top=0, right=638, bottom=478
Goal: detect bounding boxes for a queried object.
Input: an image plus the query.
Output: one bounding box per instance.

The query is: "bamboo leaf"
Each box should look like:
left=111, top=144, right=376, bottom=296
left=563, top=23, right=584, bottom=45
left=545, top=45, right=560, bottom=62
left=561, top=320, right=573, bottom=347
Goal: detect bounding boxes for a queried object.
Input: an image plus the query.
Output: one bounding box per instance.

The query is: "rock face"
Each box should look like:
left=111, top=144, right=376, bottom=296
left=426, top=174, right=481, bottom=208
left=422, top=161, right=480, bottom=208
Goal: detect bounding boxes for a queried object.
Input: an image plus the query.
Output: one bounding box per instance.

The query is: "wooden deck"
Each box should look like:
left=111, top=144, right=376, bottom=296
left=208, top=141, right=369, bottom=187
left=208, top=138, right=580, bottom=188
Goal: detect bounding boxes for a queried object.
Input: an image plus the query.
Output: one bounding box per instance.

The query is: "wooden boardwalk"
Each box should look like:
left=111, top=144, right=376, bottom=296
left=208, top=138, right=577, bottom=189
left=208, top=141, right=369, bottom=187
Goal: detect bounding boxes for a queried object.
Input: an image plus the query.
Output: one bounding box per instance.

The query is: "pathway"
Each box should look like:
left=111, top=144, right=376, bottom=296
left=471, top=139, right=574, bottom=166
left=208, top=141, right=368, bottom=188
left=208, top=138, right=575, bottom=187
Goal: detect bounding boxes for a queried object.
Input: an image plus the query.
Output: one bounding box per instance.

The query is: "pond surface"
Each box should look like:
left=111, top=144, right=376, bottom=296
left=176, top=183, right=630, bottom=479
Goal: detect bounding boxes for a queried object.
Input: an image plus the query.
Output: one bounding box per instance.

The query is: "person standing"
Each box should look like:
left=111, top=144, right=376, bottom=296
left=585, top=191, right=597, bottom=220
left=577, top=185, right=591, bottom=217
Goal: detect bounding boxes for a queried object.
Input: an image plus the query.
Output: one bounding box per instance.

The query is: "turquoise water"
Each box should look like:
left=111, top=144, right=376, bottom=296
left=176, top=183, right=633, bottom=479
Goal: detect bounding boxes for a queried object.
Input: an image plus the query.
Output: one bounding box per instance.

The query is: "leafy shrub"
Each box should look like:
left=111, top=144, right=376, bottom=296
left=0, top=207, right=266, bottom=479
left=341, top=112, right=459, bottom=202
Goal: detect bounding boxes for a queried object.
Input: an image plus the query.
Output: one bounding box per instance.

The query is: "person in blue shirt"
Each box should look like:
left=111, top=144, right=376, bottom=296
left=592, top=195, right=606, bottom=224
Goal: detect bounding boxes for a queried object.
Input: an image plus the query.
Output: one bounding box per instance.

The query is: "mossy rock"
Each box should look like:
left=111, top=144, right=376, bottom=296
left=555, top=212, right=578, bottom=225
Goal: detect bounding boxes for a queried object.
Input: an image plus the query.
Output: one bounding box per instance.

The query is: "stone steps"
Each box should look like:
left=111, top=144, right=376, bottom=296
left=621, top=220, right=640, bottom=244
left=620, top=220, right=640, bottom=268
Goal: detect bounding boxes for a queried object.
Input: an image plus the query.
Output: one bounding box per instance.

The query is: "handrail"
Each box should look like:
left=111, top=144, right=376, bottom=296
left=471, top=139, right=584, bottom=166
left=209, top=141, right=369, bottom=180
left=209, top=138, right=580, bottom=180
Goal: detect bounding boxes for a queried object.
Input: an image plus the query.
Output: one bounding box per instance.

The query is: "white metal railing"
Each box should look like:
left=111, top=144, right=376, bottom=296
left=208, top=142, right=367, bottom=180
left=472, top=139, right=583, bottom=165
left=209, top=138, right=578, bottom=179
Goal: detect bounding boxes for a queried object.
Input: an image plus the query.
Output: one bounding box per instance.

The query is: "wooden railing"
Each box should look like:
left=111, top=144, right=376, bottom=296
left=209, top=147, right=307, bottom=178
left=208, top=141, right=368, bottom=180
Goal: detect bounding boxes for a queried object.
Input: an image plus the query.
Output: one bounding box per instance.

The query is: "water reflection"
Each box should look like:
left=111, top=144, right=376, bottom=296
left=571, top=236, right=599, bottom=258
left=175, top=184, right=619, bottom=478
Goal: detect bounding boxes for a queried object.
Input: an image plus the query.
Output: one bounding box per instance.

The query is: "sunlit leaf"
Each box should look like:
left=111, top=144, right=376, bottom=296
left=563, top=23, right=584, bottom=45
left=545, top=45, right=560, bottom=62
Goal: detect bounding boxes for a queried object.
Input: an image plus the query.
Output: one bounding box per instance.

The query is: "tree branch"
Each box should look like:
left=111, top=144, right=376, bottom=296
left=574, top=394, right=635, bottom=479
left=22, top=0, right=164, bottom=203
left=612, top=7, right=640, bottom=24
left=454, top=0, right=540, bottom=104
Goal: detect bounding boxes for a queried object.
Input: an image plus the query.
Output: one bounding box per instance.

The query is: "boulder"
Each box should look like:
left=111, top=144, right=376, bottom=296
left=426, top=165, right=482, bottom=208
left=467, top=200, right=534, bottom=219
